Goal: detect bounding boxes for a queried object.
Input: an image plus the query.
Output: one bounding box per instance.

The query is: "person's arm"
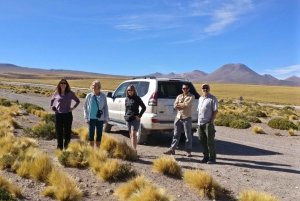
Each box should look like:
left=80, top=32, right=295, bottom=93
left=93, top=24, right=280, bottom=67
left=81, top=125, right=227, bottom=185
left=49, top=92, right=56, bottom=110
left=177, top=95, right=194, bottom=109
left=83, top=94, right=90, bottom=122
left=72, top=92, right=80, bottom=109
left=173, top=95, right=180, bottom=109
left=210, top=110, right=218, bottom=122
left=138, top=97, right=146, bottom=118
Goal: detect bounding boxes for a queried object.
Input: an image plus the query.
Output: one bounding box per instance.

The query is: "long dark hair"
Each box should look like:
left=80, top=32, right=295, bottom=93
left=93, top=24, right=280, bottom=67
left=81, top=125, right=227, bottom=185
left=56, top=78, right=71, bottom=95
left=126, top=85, right=138, bottom=97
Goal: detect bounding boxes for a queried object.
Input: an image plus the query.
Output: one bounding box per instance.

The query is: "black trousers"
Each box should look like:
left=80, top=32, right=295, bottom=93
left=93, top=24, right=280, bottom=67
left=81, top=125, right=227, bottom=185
left=55, top=112, right=73, bottom=150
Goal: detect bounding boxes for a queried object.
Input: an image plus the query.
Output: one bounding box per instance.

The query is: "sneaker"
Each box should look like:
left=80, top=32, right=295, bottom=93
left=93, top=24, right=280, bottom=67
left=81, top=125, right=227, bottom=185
left=207, top=158, right=216, bottom=164
left=186, top=152, right=192, bottom=157
left=200, top=157, right=209, bottom=163
left=163, top=150, right=175, bottom=155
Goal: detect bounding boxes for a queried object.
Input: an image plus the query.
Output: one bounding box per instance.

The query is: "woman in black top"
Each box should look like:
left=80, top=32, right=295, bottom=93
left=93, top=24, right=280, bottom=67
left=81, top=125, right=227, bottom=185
left=125, top=85, right=146, bottom=152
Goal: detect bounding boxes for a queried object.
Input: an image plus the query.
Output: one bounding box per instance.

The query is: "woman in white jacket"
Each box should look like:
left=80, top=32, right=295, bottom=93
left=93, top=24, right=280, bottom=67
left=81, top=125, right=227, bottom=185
left=83, top=80, right=109, bottom=148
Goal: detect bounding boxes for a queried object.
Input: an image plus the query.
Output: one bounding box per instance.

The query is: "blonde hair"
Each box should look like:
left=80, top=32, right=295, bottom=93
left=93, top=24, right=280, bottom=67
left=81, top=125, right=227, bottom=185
left=90, top=80, right=101, bottom=90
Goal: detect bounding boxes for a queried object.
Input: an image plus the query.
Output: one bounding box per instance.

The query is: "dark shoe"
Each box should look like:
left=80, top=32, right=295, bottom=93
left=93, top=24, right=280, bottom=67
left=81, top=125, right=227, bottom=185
left=200, top=157, right=209, bottom=163
left=163, top=150, right=175, bottom=155
left=186, top=152, right=192, bottom=157
left=207, top=158, right=216, bottom=164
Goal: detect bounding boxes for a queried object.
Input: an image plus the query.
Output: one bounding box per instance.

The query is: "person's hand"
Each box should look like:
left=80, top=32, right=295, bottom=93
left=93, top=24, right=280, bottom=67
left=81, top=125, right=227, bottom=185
left=69, top=107, right=75, bottom=112
left=104, top=120, right=107, bottom=124
left=136, top=116, right=140, bottom=120
left=86, top=121, right=90, bottom=125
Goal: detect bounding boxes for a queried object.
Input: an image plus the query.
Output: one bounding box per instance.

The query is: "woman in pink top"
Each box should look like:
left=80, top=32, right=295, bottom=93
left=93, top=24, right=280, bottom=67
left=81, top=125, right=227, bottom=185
left=50, top=78, right=80, bottom=150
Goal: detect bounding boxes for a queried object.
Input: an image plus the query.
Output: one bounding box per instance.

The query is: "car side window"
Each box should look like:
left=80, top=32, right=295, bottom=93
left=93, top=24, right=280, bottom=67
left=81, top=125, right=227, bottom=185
left=136, top=81, right=149, bottom=97
left=113, top=82, right=130, bottom=98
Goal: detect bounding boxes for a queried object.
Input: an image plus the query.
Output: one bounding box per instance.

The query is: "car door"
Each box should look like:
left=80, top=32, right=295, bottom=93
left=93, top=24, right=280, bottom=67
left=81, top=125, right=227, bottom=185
left=109, top=82, right=130, bottom=122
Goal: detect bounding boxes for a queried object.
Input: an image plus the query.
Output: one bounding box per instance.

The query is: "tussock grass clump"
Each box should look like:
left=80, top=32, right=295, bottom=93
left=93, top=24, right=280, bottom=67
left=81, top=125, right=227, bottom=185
left=28, top=152, right=54, bottom=182
left=252, top=126, right=265, bottom=134
left=101, top=133, right=118, bottom=156
left=21, top=102, right=44, bottom=113
left=72, top=126, right=89, bottom=141
left=113, top=140, right=137, bottom=161
left=247, top=117, right=262, bottom=123
left=238, top=190, right=279, bottom=201
left=183, top=169, right=223, bottom=199
left=0, top=174, right=23, bottom=198
left=152, top=156, right=182, bottom=178
left=268, top=118, right=297, bottom=130
left=57, top=140, right=91, bottom=168
left=229, top=119, right=251, bottom=129
left=0, top=187, right=17, bottom=201
left=42, top=168, right=83, bottom=201
left=98, top=159, right=133, bottom=182
left=247, top=111, right=267, bottom=117
left=24, top=121, right=56, bottom=139
left=114, top=175, right=173, bottom=201
left=289, top=114, right=298, bottom=120
left=88, top=149, right=107, bottom=173
left=288, top=129, right=295, bottom=136
left=42, top=113, right=55, bottom=123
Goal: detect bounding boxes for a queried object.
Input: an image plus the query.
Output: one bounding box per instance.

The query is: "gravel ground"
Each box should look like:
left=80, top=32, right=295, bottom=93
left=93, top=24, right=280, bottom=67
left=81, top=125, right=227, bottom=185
left=0, top=89, right=299, bottom=201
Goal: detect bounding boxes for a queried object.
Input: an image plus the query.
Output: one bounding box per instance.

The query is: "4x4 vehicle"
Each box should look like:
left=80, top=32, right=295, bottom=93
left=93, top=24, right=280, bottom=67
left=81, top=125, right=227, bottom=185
left=104, top=77, right=199, bottom=144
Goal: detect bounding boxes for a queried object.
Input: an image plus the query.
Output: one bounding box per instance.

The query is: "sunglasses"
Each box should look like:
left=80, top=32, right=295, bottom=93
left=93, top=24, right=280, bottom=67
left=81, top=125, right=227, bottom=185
left=60, top=82, right=67, bottom=84
left=127, top=89, right=133, bottom=92
left=182, top=88, right=189, bottom=90
left=202, top=87, right=209, bottom=89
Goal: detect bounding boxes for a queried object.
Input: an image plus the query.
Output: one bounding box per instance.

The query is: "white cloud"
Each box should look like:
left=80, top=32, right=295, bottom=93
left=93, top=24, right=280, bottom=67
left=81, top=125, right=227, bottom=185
left=264, top=65, right=300, bottom=79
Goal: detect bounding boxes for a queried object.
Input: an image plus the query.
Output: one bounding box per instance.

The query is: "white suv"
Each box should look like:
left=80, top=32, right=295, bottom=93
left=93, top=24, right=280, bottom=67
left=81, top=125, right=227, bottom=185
left=104, top=77, right=199, bottom=144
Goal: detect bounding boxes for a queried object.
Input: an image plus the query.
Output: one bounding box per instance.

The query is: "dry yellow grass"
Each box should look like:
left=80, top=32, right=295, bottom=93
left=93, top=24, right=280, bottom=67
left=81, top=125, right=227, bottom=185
left=0, top=174, right=23, bottom=198
left=101, top=133, right=118, bottom=155
left=152, top=156, right=182, bottom=178
left=194, top=83, right=300, bottom=105
left=252, top=126, right=265, bottom=134
left=288, top=129, right=295, bottom=136
left=88, top=149, right=107, bottom=173
left=97, top=159, right=121, bottom=181
left=289, top=114, right=298, bottom=120
left=42, top=168, right=83, bottom=201
left=113, top=140, right=137, bottom=161
left=238, top=190, right=279, bottom=201
left=183, top=169, right=222, bottom=199
left=72, top=126, right=89, bottom=141
left=114, top=175, right=173, bottom=201
left=28, top=152, right=54, bottom=182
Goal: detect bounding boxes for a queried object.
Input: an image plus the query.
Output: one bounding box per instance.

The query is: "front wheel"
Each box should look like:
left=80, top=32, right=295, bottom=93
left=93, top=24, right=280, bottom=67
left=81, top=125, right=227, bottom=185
left=137, top=125, right=148, bottom=144
left=103, top=123, right=112, bottom=133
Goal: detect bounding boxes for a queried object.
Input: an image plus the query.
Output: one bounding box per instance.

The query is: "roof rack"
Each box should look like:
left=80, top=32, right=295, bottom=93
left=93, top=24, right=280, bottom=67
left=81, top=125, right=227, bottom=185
left=131, top=76, right=156, bottom=80
left=169, top=78, right=190, bottom=81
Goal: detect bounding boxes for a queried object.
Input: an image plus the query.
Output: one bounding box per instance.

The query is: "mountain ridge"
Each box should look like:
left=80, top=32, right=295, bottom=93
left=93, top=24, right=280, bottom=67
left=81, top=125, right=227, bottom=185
left=0, top=63, right=299, bottom=86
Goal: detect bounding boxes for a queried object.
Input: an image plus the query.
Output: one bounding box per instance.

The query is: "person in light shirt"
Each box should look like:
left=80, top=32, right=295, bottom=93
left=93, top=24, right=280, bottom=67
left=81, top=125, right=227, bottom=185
left=197, top=83, right=218, bottom=164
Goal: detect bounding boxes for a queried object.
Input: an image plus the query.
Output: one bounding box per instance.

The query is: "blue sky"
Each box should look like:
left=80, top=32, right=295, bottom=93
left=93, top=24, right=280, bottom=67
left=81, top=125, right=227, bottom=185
left=0, top=0, right=299, bottom=79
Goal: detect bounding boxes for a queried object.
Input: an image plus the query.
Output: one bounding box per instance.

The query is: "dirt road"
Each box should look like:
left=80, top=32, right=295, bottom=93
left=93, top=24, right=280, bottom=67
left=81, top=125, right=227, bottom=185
left=0, top=89, right=299, bottom=201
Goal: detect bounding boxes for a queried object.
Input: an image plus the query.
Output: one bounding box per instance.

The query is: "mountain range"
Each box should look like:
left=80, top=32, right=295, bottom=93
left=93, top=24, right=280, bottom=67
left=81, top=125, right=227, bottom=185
left=0, top=63, right=300, bottom=86
left=147, top=63, right=300, bottom=86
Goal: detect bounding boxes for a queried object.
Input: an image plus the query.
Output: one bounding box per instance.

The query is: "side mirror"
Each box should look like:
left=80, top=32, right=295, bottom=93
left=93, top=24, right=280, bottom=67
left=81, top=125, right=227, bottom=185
left=107, top=92, right=113, bottom=98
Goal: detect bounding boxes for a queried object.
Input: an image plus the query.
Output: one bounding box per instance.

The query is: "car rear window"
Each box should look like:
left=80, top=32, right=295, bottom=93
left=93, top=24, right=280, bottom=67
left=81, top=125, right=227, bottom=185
left=157, top=81, right=199, bottom=99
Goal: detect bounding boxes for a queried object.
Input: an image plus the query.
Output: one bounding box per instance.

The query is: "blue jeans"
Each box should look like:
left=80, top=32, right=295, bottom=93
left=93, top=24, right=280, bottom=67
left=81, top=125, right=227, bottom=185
left=88, top=119, right=104, bottom=142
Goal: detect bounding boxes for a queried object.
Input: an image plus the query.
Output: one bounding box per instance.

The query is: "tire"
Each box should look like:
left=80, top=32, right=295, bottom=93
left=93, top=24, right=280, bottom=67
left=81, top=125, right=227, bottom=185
left=137, top=125, right=148, bottom=144
left=103, top=123, right=112, bottom=133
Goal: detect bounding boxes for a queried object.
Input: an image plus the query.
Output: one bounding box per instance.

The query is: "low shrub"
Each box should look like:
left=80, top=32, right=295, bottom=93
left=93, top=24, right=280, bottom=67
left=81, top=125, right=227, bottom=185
left=268, top=118, right=297, bottom=130
left=247, top=117, right=262, bottom=123
left=247, top=111, right=267, bottom=117
left=229, top=119, right=251, bottom=129
left=0, top=187, right=17, bottom=201
left=238, top=190, right=279, bottom=201
left=152, top=156, right=182, bottom=178
left=42, top=114, right=55, bottom=123
left=101, top=134, right=118, bottom=156
left=21, top=103, right=44, bottom=113
left=24, top=122, right=56, bottom=140
left=113, top=141, right=137, bottom=161
left=289, top=115, right=298, bottom=120
left=0, top=99, right=12, bottom=107
left=215, top=114, right=235, bottom=127
left=98, top=159, right=133, bottom=182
